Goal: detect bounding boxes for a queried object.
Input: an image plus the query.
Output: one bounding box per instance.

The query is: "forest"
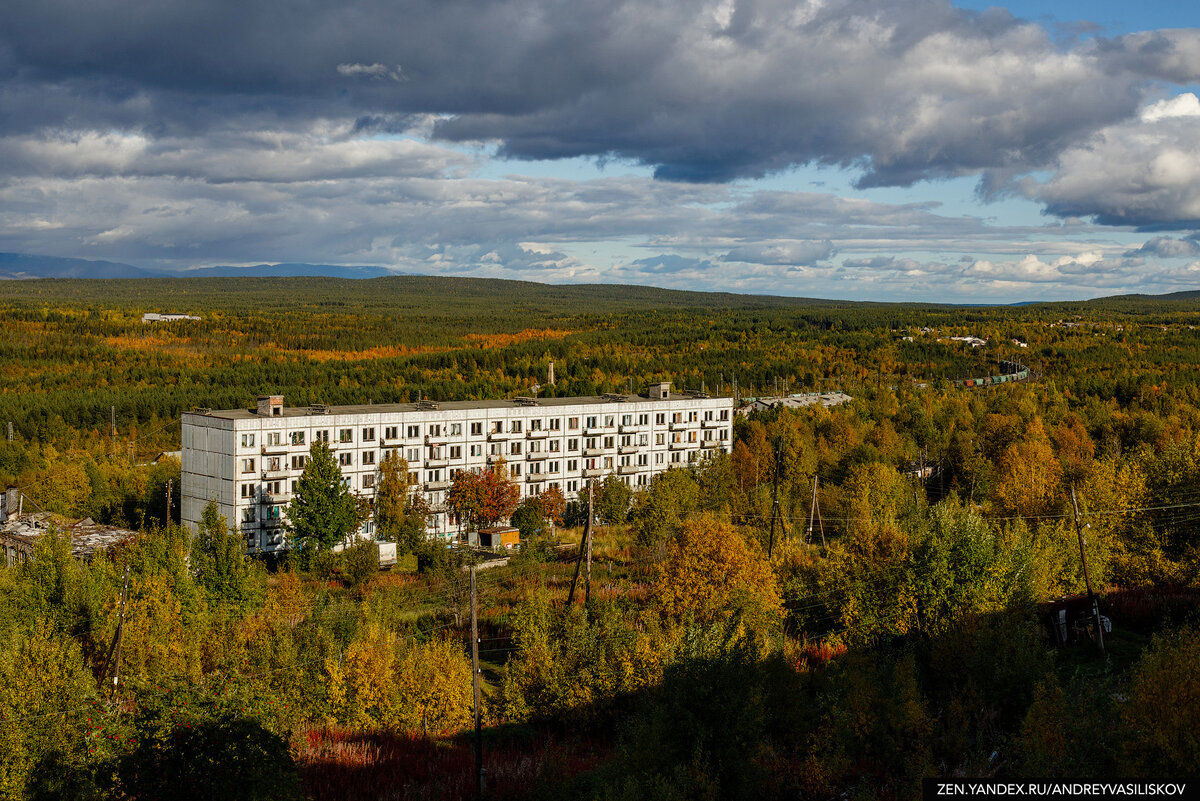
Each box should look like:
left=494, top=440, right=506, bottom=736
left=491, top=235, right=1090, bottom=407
left=1, top=276, right=1199, bottom=800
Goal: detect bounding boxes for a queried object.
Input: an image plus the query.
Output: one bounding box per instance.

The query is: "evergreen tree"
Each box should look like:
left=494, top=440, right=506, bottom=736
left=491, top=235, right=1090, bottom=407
left=286, top=441, right=362, bottom=554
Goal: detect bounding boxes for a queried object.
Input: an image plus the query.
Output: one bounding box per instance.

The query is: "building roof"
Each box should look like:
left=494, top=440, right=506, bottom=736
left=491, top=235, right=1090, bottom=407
left=0, top=512, right=138, bottom=560
left=187, top=391, right=729, bottom=421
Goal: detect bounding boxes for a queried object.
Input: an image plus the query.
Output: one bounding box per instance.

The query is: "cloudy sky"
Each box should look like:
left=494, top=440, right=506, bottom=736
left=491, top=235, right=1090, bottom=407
left=3, top=0, right=1200, bottom=302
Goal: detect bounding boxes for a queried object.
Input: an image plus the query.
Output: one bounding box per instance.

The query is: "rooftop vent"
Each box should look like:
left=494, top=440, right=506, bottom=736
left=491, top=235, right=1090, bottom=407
left=309, top=403, right=330, bottom=415
left=194, top=407, right=212, bottom=415
left=416, top=400, right=441, bottom=410
left=513, top=396, right=540, bottom=406
left=602, top=393, right=628, bottom=402
left=682, top=389, right=710, bottom=399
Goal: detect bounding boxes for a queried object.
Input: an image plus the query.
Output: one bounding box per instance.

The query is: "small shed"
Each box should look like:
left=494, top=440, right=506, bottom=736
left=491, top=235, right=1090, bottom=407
left=477, top=526, right=520, bottom=550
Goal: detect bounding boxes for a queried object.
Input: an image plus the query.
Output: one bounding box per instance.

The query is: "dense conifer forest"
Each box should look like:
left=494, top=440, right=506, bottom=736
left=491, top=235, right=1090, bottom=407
left=1, top=277, right=1199, bottom=800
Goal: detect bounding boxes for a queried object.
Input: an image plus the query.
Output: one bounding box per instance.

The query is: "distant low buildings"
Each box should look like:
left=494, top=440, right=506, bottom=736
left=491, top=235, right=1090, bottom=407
left=949, top=335, right=987, bottom=348
left=738, top=392, right=853, bottom=416
left=142, top=312, right=201, bottom=323
left=1, top=511, right=137, bottom=565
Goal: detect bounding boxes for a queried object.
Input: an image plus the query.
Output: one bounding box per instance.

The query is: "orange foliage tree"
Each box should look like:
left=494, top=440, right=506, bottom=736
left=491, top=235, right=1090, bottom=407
left=446, top=458, right=519, bottom=530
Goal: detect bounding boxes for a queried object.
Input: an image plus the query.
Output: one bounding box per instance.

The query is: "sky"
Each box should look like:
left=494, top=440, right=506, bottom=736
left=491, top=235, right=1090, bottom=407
left=2, top=0, right=1200, bottom=302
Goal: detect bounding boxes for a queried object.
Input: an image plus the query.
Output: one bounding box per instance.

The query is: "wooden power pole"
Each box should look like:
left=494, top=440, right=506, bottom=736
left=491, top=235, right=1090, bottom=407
left=165, top=479, right=173, bottom=526
left=768, top=442, right=783, bottom=558
left=1070, top=486, right=1105, bottom=654
left=470, top=564, right=483, bottom=798
left=567, top=480, right=594, bottom=605
left=101, top=563, right=131, bottom=695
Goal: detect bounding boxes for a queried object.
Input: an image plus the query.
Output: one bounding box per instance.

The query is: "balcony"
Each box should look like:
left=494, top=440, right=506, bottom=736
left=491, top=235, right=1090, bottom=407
left=701, top=419, right=724, bottom=429
left=425, top=458, right=449, bottom=469
left=584, top=427, right=604, bottom=437
left=618, top=445, right=638, bottom=455
left=526, top=452, right=548, bottom=461
left=618, top=424, right=641, bottom=434
left=525, top=473, right=546, bottom=482
left=700, top=440, right=719, bottom=449
left=583, top=468, right=603, bottom=478
left=424, top=434, right=447, bottom=446
left=424, top=480, right=451, bottom=492
left=669, top=421, right=688, bottom=431
left=583, top=447, right=603, bottom=458
left=617, top=465, right=638, bottom=475
left=669, top=440, right=691, bottom=450
left=526, top=429, right=548, bottom=439
left=487, top=430, right=510, bottom=441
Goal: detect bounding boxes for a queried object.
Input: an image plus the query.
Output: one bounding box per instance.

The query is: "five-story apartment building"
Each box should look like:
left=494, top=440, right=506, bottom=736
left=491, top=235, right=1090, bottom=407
left=182, top=384, right=734, bottom=553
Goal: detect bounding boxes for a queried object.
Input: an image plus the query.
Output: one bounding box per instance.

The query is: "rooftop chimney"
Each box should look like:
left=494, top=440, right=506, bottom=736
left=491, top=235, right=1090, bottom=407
left=256, top=395, right=284, bottom=416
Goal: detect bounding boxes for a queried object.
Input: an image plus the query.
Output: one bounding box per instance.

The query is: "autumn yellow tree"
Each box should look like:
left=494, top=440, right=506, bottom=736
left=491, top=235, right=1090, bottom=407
left=653, top=514, right=783, bottom=639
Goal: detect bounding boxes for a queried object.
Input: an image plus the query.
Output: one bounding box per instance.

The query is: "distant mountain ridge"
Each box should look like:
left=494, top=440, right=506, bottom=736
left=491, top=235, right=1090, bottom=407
left=0, top=253, right=395, bottom=280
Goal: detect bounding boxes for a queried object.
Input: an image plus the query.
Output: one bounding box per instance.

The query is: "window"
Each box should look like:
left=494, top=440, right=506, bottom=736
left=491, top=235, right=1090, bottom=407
left=266, top=480, right=282, bottom=495
left=655, top=453, right=664, bottom=464
left=639, top=434, right=648, bottom=446
left=242, top=507, right=256, bottom=523
left=656, top=433, right=665, bottom=445
left=549, top=461, right=560, bottom=473
left=638, top=453, right=648, bottom=466
left=241, top=433, right=255, bottom=448
left=704, top=410, right=713, bottom=421
left=266, top=432, right=282, bottom=446
left=529, top=462, right=542, bottom=474
left=407, top=471, right=419, bottom=485
left=568, top=417, right=579, bottom=430
left=530, top=418, right=542, bottom=431
left=267, top=456, right=281, bottom=472
left=621, top=455, right=631, bottom=466
left=405, top=447, right=419, bottom=462
left=490, top=443, right=503, bottom=456
left=429, top=424, right=442, bottom=437
left=568, top=438, right=579, bottom=451
left=291, top=481, right=297, bottom=494
left=338, top=452, right=353, bottom=467
left=510, top=442, right=522, bottom=455
left=510, top=464, right=522, bottom=477
left=316, top=430, right=329, bottom=443
left=529, top=440, right=541, bottom=453
left=568, top=480, right=579, bottom=492
left=449, top=445, right=462, bottom=459
left=426, top=469, right=441, bottom=482
left=720, top=429, right=729, bottom=440
left=587, top=457, right=599, bottom=470
left=720, top=409, right=730, bottom=421
left=605, top=415, right=615, bottom=427
left=510, top=420, right=522, bottom=434
left=267, top=505, right=282, bottom=520
left=407, top=425, right=421, bottom=438
left=363, top=474, right=375, bottom=489
left=471, top=422, right=483, bottom=436
left=339, top=428, right=353, bottom=443
left=470, top=444, right=482, bottom=457
left=673, top=412, right=682, bottom=423
left=241, top=483, right=254, bottom=498
left=585, top=416, right=597, bottom=428
left=363, top=450, right=376, bottom=466
left=362, top=427, right=376, bottom=441
left=568, top=459, right=578, bottom=471
left=384, top=426, right=398, bottom=439
left=241, top=458, right=256, bottom=473
left=549, top=439, right=560, bottom=452
left=430, top=446, right=443, bottom=460
left=689, top=411, right=698, bottom=422
left=604, top=436, right=615, bottom=449
left=291, top=431, right=305, bottom=446
left=638, top=414, right=649, bottom=425
left=493, top=421, right=503, bottom=434
left=672, top=451, right=682, bottom=463
left=603, top=456, right=613, bottom=469
left=621, top=414, right=632, bottom=426
left=549, top=418, right=561, bottom=431
left=688, top=431, right=697, bottom=442
left=656, top=413, right=666, bottom=425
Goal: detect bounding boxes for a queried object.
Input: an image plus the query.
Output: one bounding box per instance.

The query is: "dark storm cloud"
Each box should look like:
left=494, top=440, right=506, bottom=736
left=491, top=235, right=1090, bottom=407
left=3, top=0, right=1200, bottom=187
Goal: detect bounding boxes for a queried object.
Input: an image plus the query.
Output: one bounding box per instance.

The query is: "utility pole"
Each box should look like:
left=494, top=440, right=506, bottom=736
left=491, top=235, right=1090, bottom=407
left=165, top=479, right=173, bottom=526
left=768, top=442, right=783, bottom=558
left=5, top=422, right=11, bottom=443
left=806, top=475, right=818, bottom=546
left=567, top=480, right=594, bottom=605
left=470, top=564, right=483, bottom=798
left=585, top=480, right=595, bottom=604
left=111, top=406, right=116, bottom=444
left=102, top=564, right=131, bottom=695
left=1070, top=486, right=1105, bottom=654
left=813, top=476, right=827, bottom=554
